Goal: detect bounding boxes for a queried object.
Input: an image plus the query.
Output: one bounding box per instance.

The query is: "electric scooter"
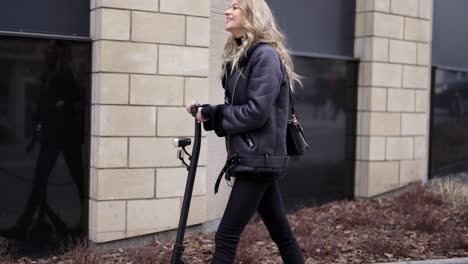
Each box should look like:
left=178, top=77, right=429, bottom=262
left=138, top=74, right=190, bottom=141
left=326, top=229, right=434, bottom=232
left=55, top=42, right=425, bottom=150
left=170, top=105, right=202, bottom=264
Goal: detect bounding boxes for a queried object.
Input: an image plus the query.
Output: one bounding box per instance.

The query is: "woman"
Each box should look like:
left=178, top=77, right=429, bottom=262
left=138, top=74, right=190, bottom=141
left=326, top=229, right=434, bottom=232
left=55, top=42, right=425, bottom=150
left=186, top=0, right=305, bottom=263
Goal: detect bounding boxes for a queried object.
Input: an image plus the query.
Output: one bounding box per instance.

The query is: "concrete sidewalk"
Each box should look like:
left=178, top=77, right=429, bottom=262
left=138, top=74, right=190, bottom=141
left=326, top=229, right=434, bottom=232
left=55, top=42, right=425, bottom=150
left=379, top=257, right=468, bottom=264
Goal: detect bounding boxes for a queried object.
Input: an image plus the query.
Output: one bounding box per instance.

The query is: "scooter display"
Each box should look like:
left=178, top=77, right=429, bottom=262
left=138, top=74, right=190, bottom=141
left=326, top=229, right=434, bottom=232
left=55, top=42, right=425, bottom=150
left=170, top=105, right=202, bottom=264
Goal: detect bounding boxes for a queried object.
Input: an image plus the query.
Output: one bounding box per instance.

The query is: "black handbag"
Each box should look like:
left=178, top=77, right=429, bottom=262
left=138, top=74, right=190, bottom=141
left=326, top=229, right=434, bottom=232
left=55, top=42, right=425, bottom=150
left=286, top=89, right=309, bottom=156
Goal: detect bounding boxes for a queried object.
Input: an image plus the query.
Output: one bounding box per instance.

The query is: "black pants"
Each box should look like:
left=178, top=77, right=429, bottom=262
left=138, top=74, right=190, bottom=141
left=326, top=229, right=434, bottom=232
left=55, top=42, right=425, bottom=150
left=16, top=142, right=84, bottom=229
left=211, top=176, right=305, bottom=264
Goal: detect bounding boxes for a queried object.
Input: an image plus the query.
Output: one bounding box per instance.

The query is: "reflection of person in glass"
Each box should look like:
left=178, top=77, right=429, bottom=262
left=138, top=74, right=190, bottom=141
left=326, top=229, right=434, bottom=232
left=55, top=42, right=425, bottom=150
left=3, top=40, right=84, bottom=240
left=313, top=72, right=347, bottom=120
left=451, top=90, right=464, bottom=123
left=326, top=72, right=347, bottom=120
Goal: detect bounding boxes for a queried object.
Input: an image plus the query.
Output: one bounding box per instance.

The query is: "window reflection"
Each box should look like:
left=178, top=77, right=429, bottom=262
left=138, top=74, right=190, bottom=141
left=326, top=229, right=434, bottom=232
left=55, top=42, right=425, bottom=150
left=0, top=37, right=90, bottom=255
left=430, top=68, right=468, bottom=177
left=281, top=56, right=357, bottom=209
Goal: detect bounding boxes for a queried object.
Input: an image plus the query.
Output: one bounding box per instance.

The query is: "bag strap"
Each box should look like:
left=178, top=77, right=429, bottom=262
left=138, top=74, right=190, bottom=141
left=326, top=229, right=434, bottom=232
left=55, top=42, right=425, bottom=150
left=281, top=67, right=296, bottom=118
left=288, top=87, right=296, bottom=117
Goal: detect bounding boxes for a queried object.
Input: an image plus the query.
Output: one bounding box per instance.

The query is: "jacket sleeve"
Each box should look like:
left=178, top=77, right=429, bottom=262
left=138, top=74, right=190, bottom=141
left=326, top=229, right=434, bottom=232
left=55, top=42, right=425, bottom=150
left=219, top=46, right=282, bottom=135
left=201, top=104, right=227, bottom=137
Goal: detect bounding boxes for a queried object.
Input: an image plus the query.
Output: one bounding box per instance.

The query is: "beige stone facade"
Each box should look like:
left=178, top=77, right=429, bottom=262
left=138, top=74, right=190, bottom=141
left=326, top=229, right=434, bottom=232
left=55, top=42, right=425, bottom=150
left=354, top=0, right=433, bottom=198
left=89, top=0, right=209, bottom=243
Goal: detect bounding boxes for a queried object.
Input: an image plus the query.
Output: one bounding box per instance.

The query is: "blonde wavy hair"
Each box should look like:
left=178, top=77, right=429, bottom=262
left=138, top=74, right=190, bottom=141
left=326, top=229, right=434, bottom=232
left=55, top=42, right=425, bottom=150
left=221, top=0, right=301, bottom=90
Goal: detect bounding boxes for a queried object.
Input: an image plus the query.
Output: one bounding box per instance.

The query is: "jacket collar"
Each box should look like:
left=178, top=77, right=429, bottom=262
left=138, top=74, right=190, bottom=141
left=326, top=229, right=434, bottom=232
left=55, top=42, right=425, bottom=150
left=222, top=42, right=269, bottom=88
left=238, top=41, right=268, bottom=68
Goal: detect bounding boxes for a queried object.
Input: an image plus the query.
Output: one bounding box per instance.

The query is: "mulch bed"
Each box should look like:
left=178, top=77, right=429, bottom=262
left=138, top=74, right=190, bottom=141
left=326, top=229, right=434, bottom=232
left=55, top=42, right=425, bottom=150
left=1, top=183, right=467, bottom=264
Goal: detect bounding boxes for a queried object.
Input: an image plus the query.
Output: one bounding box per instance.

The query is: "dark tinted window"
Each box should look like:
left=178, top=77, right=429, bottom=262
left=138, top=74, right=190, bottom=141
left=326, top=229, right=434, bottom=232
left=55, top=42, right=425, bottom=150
left=432, top=0, right=468, bottom=69
left=0, top=0, right=89, bottom=38
left=430, top=67, right=468, bottom=177
left=268, top=0, right=356, bottom=57
left=0, top=36, right=91, bottom=256
left=281, top=56, right=357, bottom=209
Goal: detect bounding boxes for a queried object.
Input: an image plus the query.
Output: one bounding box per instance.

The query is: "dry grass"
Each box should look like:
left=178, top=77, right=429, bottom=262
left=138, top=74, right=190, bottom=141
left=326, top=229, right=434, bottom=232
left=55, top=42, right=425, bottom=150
left=394, top=183, right=445, bottom=214
left=236, top=221, right=271, bottom=263
left=429, top=177, right=468, bottom=209
left=334, top=201, right=376, bottom=229
left=359, top=236, right=411, bottom=258
left=126, top=242, right=171, bottom=264
left=392, top=183, right=446, bottom=233
left=440, top=230, right=468, bottom=252
left=2, top=180, right=468, bottom=264
left=61, top=237, right=101, bottom=264
left=0, top=240, right=12, bottom=263
left=300, top=229, right=334, bottom=259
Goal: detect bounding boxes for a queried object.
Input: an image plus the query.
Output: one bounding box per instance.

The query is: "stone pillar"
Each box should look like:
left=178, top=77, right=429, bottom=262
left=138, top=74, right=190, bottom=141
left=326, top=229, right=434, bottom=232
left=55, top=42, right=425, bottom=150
left=89, top=0, right=210, bottom=243
left=354, top=0, right=433, bottom=198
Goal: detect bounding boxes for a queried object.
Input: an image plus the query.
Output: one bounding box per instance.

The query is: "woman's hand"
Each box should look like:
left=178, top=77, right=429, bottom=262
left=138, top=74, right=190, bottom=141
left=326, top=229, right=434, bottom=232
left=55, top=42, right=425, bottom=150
left=196, top=108, right=208, bottom=123
left=185, top=100, right=199, bottom=114
left=186, top=100, right=208, bottom=123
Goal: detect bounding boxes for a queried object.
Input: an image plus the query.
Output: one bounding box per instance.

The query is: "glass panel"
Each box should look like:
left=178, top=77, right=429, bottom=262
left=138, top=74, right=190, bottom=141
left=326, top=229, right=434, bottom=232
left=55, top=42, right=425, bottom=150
left=433, top=0, right=468, bottom=69
left=0, top=0, right=90, bottom=38
left=430, top=67, right=468, bottom=177
left=281, top=56, right=357, bottom=210
left=0, top=36, right=91, bottom=256
left=268, top=0, right=356, bottom=57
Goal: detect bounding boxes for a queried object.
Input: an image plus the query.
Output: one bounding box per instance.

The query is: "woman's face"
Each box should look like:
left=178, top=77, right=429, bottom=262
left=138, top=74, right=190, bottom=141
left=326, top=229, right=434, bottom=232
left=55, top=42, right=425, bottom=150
left=225, top=1, right=245, bottom=37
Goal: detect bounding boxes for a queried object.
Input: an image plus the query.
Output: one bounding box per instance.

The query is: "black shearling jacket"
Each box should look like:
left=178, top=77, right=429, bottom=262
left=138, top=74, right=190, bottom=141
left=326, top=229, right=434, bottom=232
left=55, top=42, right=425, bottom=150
left=202, top=42, right=290, bottom=183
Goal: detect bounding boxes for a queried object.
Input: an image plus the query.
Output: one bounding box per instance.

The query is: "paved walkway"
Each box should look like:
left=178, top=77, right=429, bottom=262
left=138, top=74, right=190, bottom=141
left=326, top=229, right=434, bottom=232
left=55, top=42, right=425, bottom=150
left=379, top=257, right=468, bottom=264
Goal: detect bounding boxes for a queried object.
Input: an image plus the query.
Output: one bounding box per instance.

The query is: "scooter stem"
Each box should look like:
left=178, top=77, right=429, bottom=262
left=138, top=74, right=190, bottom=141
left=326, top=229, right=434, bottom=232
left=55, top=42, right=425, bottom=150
left=170, top=118, right=202, bottom=264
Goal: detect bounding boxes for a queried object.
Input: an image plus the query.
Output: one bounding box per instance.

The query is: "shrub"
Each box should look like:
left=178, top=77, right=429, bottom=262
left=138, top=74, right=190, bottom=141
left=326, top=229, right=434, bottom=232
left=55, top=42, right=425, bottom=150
left=334, top=202, right=375, bottom=229
left=236, top=223, right=270, bottom=264
left=440, top=230, right=468, bottom=252
left=300, top=231, right=333, bottom=259
left=360, top=236, right=411, bottom=258
left=401, top=207, right=445, bottom=233
left=61, top=237, right=101, bottom=264
left=0, top=240, right=12, bottom=263
left=127, top=243, right=171, bottom=264
left=394, top=183, right=444, bottom=216
left=390, top=183, right=446, bottom=233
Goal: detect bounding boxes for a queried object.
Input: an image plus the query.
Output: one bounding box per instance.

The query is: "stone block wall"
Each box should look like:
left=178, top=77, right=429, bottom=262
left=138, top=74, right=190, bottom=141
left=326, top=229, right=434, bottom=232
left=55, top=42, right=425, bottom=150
left=354, top=0, right=433, bottom=197
left=89, top=0, right=210, bottom=243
